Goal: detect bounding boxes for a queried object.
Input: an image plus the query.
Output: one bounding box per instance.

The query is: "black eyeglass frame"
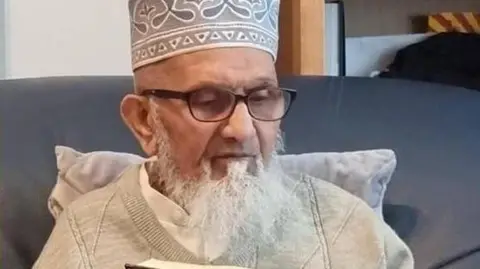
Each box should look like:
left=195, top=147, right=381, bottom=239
left=141, top=87, right=297, bottom=122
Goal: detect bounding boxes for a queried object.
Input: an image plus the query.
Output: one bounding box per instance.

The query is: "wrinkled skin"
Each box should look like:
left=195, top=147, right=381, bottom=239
left=120, top=47, right=280, bottom=181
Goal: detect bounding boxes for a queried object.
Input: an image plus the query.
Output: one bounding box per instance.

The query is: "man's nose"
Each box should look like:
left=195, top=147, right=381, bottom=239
left=221, top=102, right=255, bottom=142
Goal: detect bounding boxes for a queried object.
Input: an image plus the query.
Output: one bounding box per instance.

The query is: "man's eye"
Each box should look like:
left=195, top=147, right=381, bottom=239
left=250, top=95, right=267, bottom=102
left=196, top=95, right=216, bottom=103
left=250, top=89, right=279, bottom=101
left=191, top=90, right=219, bottom=105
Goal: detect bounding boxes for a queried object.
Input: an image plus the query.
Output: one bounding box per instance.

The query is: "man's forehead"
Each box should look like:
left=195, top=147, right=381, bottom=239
left=134, top=48, right=277, bottom=91
left=134, top=70, right=277, bottom=93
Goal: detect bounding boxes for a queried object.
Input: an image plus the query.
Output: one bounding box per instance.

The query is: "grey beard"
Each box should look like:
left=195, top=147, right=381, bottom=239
left=148, top=121, right=309, bottom=262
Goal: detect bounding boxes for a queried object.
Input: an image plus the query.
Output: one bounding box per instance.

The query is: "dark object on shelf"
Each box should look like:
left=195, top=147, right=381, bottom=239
left=379, top=32, right=480, bottom=91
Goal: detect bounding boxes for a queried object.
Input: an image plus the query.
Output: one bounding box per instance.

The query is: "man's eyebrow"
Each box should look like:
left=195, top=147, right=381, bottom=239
left=248, top=77, right=278, bottom=89
left=186, top=80, right=229, bottom=91
left=186, top=77, right=277, bottom=92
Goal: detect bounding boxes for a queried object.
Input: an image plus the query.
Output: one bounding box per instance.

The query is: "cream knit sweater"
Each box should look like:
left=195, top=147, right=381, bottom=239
left=33, top=164, right=414, bottom=269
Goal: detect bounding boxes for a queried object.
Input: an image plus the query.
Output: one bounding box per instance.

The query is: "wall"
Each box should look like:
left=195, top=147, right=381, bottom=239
left=0, top=0, right=5, bottom=78
left=4, top=0, right=132, bottom=79
left=343, top=0, right=480, bottom=37
left=4, top=0, right=324, bottom=79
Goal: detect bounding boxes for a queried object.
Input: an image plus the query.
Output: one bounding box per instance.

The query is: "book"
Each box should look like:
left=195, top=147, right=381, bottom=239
left=125, top=259, right=249, bottom=269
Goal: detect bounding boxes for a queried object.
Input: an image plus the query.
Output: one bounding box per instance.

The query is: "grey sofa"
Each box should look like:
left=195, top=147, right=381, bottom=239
left=1, top=76, right=479, bottom=269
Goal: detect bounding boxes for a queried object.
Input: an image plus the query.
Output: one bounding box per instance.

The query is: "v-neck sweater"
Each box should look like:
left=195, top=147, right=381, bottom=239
left=138, top=163, right=226, bottom=261
left=33, top=164, right=414, bottom=269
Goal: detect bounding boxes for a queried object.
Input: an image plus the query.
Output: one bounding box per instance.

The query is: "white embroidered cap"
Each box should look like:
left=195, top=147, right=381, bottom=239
left=128, top=0, right=280, bottom=70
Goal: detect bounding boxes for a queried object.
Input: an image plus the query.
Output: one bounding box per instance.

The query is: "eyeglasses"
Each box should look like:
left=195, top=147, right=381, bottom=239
left=141, top=87, right=297, bottom=122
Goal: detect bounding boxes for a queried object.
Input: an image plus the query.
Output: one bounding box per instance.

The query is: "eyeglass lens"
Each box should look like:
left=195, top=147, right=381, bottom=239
left=188, top=88, right=290, bottom=121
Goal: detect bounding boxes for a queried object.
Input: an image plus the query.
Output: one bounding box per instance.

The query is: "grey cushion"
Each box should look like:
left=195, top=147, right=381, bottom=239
left=1, top=76, right=479, bottom=269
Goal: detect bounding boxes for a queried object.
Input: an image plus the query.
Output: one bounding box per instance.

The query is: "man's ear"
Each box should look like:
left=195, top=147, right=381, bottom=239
left=120, top=93, right=157, bottom=156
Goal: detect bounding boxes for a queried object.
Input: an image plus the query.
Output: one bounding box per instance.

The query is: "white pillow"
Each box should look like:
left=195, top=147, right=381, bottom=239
left=49, top=146, right=396, bottom=220
left=278, top=150, right=396, bottom=218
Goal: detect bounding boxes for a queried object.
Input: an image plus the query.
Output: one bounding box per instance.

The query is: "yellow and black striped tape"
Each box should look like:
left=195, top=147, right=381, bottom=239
left=428, top=12, right=480, bottom=33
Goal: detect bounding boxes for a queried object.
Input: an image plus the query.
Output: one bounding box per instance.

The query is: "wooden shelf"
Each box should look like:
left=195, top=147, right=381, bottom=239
left=276, top=0, right=325, bottom=76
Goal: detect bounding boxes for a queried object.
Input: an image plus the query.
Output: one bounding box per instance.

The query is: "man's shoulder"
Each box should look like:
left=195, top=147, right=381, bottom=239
left=296, top=174, right=414, bottom=268
left=63, top=163, right=142, bottom=225
left=67, top=181, right=120, bottom=215
left=296, top=173, right=364, bottom=216
left=295, top=173, right=380, bottom=240
left=34, top=163, right=150, bottom=269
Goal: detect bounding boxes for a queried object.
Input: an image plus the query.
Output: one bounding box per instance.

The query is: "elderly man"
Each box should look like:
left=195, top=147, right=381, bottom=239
left=33, top=0, right=414, bottom=268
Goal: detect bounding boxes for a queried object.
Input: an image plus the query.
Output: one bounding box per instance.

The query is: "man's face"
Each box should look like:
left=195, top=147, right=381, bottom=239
left=121, top=48, right=306, bottom=255
left=123, top=47, right=281, bottom=180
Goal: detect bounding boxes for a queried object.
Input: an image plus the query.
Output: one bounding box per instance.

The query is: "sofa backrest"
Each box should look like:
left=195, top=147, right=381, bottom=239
left=1, top=76, right=479, bottom=269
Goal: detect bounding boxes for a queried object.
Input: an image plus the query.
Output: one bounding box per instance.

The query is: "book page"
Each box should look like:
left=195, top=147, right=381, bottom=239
left=125, top=259, right=250, bottom=269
